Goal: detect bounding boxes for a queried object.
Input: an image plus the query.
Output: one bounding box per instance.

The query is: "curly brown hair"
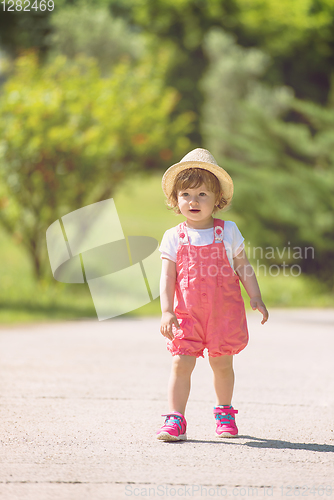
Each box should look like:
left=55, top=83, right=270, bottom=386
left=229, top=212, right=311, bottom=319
left=166, top=168, right=228, bottom=214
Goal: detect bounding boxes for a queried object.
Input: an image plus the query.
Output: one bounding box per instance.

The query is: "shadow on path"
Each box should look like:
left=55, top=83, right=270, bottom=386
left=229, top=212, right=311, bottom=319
left=172, top=436, right=334, bottom=453
left=239, top=435, right=334, bottom=453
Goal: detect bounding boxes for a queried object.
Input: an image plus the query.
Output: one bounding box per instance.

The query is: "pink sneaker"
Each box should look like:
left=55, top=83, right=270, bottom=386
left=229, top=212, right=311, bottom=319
left=214, top=406, right=238, bottom=437
left=156, top=412, right=187, bottom=441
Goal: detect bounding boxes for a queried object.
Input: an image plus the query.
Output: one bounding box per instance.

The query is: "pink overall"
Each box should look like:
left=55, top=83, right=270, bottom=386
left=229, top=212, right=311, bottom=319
left=167, top=219, right=249, bottom=358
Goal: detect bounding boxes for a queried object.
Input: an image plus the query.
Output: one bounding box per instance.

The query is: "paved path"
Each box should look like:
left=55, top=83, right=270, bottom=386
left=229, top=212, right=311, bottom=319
left=0, top=310, right=334, bottom=499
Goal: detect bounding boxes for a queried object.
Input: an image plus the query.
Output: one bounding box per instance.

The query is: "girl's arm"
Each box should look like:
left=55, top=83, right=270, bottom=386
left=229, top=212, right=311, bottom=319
left=233, top=249, right=269, bottom=324
left=160, top=257, right=181, bottom=339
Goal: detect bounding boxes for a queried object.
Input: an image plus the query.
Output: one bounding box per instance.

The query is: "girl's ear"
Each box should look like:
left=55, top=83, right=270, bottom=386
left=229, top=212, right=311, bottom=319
left=216, top=192, right=223, bottom=206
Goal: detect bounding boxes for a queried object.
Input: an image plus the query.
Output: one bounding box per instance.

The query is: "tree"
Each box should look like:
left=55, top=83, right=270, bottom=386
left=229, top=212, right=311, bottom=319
left=106, top=0, right=238, bottom=144
left=232, top=0, right=334, bottom=104
left=2, top=0, right=334, bottom=141
left=46, top=2, right=146, bottom=74
left=104, top=0, right=334, bottom=136
left=201, top=29, right=334, bottom=287
left=0, top=50, right=192, bottom=279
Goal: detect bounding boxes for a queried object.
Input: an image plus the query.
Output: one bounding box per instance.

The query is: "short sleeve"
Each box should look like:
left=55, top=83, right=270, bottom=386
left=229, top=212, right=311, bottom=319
left=159, top=227, right=178, bottom=262
left=231, top=222, right=245, bottom=257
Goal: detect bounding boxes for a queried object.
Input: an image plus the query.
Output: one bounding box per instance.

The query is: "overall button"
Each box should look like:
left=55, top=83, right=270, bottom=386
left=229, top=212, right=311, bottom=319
left=202, top=293, right=206, bottom=296
left=201, top=278, right=205, bottom=282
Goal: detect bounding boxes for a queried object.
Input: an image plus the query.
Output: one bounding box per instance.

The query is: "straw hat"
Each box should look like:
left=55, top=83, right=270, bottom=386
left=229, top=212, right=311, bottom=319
left=161, top=148, right=234, bottom=209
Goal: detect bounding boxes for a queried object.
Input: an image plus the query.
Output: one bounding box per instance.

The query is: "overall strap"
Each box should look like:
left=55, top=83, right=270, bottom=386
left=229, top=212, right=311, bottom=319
left=214, top=219, right=224, bottom=243
left=214, top=219, right=225, bottom=287
left=177, top=222, right=189, bottom=288
left=177, top=222, right=189, bottom=245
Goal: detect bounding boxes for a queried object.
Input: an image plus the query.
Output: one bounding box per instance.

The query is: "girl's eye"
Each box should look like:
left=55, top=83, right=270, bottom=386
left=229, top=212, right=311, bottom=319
left=199, top=192, right=206, bottom=196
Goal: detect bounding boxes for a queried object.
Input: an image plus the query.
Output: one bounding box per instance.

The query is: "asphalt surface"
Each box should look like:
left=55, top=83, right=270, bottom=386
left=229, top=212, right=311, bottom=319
left=0, top=309, right=334, bottom=500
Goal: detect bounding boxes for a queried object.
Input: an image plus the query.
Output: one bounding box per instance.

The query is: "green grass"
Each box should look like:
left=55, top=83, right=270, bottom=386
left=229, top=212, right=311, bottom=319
left=0, top=172, right=333, bottom=325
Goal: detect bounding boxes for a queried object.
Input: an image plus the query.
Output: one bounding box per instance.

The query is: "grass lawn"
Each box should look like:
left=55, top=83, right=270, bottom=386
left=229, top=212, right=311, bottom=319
left=0, top=173, right=333, bottom=325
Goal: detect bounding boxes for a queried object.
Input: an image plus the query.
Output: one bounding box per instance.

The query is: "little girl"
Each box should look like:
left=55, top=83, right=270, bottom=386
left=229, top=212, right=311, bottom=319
left=156, top=148, right=268, bottom=441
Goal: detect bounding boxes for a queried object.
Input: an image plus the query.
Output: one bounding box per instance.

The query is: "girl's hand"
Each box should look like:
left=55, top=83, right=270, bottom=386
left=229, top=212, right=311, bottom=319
left=250, top=297, right=269, bottom=325
left=160, top=312, right=181, bottom=340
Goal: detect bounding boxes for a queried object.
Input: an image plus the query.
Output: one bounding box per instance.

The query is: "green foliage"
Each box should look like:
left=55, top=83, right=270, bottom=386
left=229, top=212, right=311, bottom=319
left=0, top=50, right=192, bottom=279
left=232, top=0, right=334, bottom=103
left=1, top=0, right=334, bottom=295
left=47, top=1, right=146, bottom=73
left=2, top=0, right=334, bottom=139
left=103, top=0, right=237, bottom=143
left=102, top=0, right=334, bottom=138
left=202, top=29, right=334, bottom=287
left=234, top=0, right=334, bottom=54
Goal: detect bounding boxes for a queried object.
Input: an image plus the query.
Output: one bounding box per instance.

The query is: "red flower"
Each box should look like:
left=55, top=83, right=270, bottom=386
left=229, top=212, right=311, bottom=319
left=180, top=233, right=185, bottom=238
left=216, top=228, right=222, bottom=235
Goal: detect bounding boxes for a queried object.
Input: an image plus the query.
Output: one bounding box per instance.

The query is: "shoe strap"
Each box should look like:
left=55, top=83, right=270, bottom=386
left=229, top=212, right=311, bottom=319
left=215, top=413, right=236, bottom=423
left=161, top=413, right=184, bottom=431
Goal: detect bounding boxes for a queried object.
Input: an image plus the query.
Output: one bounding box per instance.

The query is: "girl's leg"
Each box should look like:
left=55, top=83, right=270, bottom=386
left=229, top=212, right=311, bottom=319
left=168, top=354, right=196, bottom=415
left=208, top=355, right=234, bottom=406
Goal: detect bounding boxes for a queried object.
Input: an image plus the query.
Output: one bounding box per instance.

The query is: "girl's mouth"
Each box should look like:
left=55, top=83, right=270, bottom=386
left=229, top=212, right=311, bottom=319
left=189, top=209, right=200, bottom=213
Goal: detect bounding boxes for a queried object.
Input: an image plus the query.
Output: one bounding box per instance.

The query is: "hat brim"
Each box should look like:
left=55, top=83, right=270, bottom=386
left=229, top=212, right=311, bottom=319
left=162, top=160, right=234, bottom=210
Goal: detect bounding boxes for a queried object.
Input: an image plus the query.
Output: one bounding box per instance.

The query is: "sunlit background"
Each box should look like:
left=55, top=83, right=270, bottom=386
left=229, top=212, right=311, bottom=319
left=0, top=0, right=333, bottom=323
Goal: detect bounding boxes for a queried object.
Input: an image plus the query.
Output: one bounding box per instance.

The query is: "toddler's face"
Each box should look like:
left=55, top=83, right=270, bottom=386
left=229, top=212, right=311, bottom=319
left=177, top=183, right=218, bottom=225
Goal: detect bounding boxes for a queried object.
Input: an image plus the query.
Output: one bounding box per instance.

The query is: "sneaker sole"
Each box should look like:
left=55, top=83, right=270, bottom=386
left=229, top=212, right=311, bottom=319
left=156, top=432, right=187, bottom=442
left=216, top=432, right=238, bottom=438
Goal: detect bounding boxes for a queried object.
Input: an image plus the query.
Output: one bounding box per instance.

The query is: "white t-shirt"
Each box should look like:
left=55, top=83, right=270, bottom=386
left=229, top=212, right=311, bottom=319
left=159, top=221, right=244, bottom=270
